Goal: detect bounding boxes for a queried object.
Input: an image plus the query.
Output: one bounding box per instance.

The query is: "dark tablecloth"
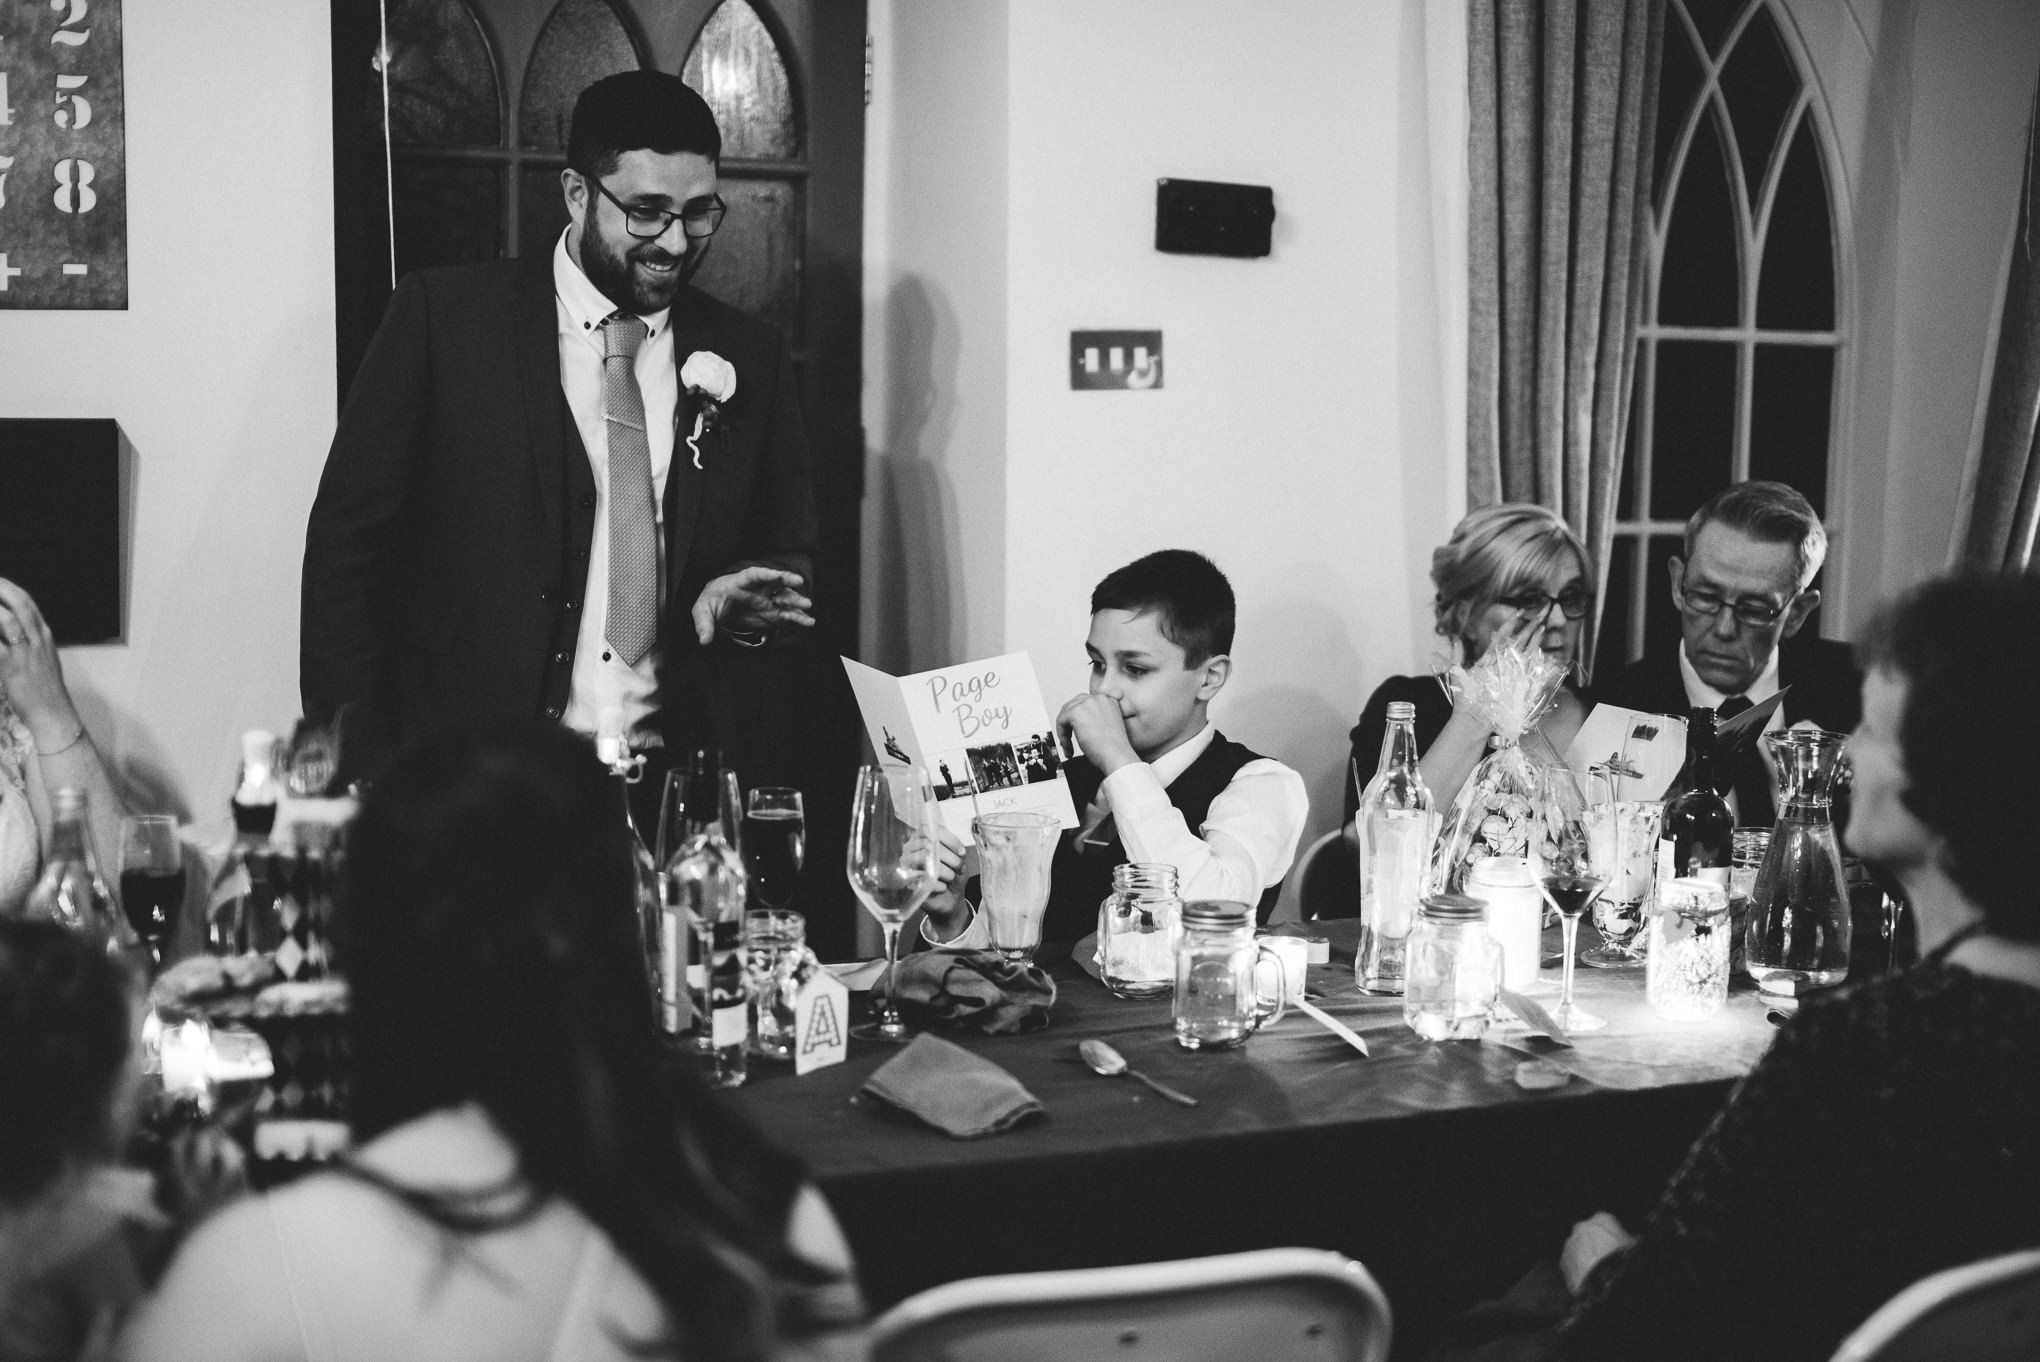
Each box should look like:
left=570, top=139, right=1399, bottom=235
left=724, top=920, right=1778, bottom=1355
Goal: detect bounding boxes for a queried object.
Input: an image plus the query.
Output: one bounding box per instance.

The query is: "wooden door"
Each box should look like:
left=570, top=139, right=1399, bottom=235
left=330, top=0, right=867, bottom=955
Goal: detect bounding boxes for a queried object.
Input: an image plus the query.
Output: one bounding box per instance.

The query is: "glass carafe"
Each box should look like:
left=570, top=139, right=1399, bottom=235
left=1744, top=729, right=1851, bottom=996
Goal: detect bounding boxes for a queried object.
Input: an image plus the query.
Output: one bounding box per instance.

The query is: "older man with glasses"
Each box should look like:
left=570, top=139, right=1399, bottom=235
left=302, top=70, right=817, bottom=821
left=1596, top=481, right=1862, bottom=827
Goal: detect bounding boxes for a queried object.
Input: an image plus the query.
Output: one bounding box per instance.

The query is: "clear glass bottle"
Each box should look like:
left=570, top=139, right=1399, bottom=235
left=597, top=733, right=665, bottom=1016
left=1403, top=894, right=1502, bottom=1040
left=1356, top=700, right=1434, bottom=994
left=668, top=749, right=748, bottom=1086
left=1098, top=862, right=1180, bottom=999
left=1745, top=729, right=1852, bottom=996
left=25, top=788, right=142, bottom=964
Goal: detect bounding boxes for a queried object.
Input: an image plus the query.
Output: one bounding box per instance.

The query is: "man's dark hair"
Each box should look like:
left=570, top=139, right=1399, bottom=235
left=567, top=70, right=721, bottom=179
left=1684, top=480, right=1828, bottom=586
left=1856, top=571, right=2040, bottom=940
left=1091, top=549, right=1235, bottom=665
left=0, top=918, right=132, bottom=1205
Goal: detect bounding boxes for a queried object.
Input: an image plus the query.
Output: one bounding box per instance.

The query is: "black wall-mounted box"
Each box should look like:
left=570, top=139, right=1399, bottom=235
left=1155, top=178, right=1276, bottom=258
left=0, top=418, right=123, bottom=644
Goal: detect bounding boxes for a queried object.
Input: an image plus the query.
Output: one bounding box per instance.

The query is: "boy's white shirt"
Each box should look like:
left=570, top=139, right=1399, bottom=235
left=922, top=722, right=1309, bottom=947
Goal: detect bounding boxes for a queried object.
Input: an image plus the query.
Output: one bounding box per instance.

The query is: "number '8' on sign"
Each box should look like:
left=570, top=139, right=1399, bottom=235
left=55, top=159, right=95, bottom=214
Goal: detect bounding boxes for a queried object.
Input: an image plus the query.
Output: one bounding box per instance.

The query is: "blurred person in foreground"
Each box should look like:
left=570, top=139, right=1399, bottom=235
left=1345, top=504, right=1596, bottom=818
left=1438, top=570, right=2040, bottom=1362
left=0, top=579, right=125, bottom=915
left=0, top=918, right=160, bottom=1362
left=124, top=722, right=861, bottom=1362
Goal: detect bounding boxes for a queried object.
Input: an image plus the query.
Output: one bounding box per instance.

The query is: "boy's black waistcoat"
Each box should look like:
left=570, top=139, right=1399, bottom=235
left=1043, top=731, right=1283, bottom=946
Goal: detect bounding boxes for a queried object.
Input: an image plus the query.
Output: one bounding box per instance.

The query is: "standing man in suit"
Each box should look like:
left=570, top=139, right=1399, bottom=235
left=1596, top=481, right=1860, bottom=826
left=302, top=71, right=817, bottom=819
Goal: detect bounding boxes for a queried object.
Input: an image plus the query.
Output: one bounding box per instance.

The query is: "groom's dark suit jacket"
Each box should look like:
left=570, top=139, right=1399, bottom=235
left=1594, top=635, right=1862, bottom=826
left=301, top=255, right=817, bottom=766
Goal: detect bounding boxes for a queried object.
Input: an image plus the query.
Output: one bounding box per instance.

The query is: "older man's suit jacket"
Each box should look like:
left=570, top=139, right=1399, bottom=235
left=1594, top=634, right=1862, bottom=826
left=301, top=255, right=817, bottom=766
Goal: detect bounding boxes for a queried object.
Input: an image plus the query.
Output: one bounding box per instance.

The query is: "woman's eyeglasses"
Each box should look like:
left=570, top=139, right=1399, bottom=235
left=1497, top=587, right=1593, bottom=619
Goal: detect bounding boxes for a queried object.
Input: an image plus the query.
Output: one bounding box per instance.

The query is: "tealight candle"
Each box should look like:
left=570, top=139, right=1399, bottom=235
left=1464, top=855, right=1542, bottom=990
left=1257, top=933, right=1309, bottom=1003
left=159, top=1017, right=213, bottom=1097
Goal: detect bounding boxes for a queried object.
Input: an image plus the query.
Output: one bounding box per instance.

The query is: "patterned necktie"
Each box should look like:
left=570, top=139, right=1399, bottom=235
left=601, top=313, right=658, bottom=667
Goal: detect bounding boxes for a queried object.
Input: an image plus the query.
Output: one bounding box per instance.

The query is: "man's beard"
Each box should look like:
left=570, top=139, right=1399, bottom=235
left=579, top=213, right=710, bottom=314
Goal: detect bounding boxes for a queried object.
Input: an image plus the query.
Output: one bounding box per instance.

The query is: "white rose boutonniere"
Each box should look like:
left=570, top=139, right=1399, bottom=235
left=680, top=350, right=737, bottom=470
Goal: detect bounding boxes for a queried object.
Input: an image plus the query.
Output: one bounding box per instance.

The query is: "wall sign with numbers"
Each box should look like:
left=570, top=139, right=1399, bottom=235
left=0, top=0, right=124, bottom=309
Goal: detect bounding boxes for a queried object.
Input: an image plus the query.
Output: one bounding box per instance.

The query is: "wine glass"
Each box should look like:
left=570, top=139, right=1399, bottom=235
left=743, top=787, right=806, bottom=911
left=1538, top=765, right=1608, bottom=1032
left=119, top=814, right=185, bottom=969
left=846, top=763, right=939, bottom=1042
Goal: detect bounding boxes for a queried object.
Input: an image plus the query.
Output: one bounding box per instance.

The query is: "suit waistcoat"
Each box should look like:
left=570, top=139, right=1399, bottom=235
left=1045, top=732, right=1282, bottom=944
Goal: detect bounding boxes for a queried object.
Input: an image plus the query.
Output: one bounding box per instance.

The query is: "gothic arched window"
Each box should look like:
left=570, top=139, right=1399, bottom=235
left=1598, top=0, right=1843, bottom=669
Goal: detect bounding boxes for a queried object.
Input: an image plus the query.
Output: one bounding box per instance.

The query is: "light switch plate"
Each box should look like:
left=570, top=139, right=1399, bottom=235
left=1071, top=330, right=1163, bottom=390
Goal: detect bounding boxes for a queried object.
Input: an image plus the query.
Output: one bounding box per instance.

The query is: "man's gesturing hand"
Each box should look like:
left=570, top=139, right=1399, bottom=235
left=691, top=566, right=815, bottom=644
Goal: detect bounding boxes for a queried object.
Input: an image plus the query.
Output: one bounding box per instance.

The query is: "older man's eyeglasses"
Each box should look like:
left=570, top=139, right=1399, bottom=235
left=590, top=177, right=727, bottom=240
left=1677, top=575, right=1795, bottom=628
left=1498, top=586, right=1593, bottom=619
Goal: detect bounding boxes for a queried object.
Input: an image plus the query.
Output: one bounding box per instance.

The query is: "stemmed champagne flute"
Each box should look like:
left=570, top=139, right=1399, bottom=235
left=1539, top=764, right=1608, bottom=1032
left=846, top=763, right=939, bottom=1043
left=743, top=787, right=806, bottom=911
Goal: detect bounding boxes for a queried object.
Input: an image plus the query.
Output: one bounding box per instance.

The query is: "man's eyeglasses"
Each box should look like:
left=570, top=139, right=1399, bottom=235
left=589, top=177, right=727, bottom=240
left=1497, top=586, right=1593, bottom=619
left=1676, top=575, right=1796, bottom=628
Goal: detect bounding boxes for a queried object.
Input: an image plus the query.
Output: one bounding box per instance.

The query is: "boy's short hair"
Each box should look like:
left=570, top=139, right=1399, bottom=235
left=1091, top=550, right=1235, bottom=666
left=567, top=70, right=721, bottom=179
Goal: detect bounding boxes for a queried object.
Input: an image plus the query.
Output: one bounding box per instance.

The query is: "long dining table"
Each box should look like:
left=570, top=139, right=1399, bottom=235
left=724, top=918, right=1779, bottom=1354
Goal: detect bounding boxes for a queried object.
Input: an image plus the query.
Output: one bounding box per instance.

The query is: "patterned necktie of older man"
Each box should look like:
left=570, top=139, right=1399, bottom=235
left=602, top=312, right=658, bottom=667
left=1715, top=693, right=1772, bottom=823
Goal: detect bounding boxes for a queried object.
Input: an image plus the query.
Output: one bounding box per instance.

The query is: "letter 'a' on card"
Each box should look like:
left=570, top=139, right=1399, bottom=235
left=795, top=970, right=850, bottom=1074
left=841, top=653, right=1080, bottom=846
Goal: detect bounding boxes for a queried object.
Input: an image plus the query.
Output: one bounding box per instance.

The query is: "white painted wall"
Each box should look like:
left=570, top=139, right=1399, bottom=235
left=0, top=1, right=334, bottom=820
left=1780, top=0, right=2040, bottom=626
left=864, top=0, right=1469, bottom=915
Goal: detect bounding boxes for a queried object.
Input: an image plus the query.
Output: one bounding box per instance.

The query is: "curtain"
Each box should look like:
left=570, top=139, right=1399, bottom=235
left=1960, top=80, right=2040, bottom=571
left=1466, top=0, right=1664, bottom=618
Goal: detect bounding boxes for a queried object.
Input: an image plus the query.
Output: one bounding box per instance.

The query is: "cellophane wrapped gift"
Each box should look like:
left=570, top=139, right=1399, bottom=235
left=1430, top=637, right=1568, bottom=892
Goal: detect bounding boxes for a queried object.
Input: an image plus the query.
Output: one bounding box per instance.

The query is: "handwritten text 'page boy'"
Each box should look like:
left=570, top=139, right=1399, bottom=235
left=841, top=654, right=1080, bottom=845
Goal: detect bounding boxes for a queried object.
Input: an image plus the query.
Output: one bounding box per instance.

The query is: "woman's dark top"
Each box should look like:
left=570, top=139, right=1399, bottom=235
left=1344, top=675, right=1452, bottom=822
left=1557, top=957, right=2040, bottom=1362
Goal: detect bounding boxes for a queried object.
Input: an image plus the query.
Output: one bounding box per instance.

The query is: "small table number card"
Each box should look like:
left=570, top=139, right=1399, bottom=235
left=794, top=969, right=849, bottom=1075
left=1, top=0, right=127, bottom=309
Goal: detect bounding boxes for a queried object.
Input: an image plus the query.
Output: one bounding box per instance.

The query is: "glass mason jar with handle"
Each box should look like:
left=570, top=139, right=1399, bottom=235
left=1173, top=900, right=1287, bottom=1050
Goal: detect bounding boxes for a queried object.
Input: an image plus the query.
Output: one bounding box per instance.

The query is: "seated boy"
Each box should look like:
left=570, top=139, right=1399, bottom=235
left=920, top=549, right=1308, bottom=950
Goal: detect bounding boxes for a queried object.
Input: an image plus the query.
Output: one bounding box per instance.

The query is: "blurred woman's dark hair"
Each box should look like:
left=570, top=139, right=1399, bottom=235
left=1856, top=570, right=2040, bottom=941
left=338, top=721, right=827, bottom=1361
left=0, top=917, right=132, bottom=1204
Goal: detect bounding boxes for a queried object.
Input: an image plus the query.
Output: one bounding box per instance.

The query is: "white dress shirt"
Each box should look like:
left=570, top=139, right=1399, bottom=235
left=554, top=231, right=678, bottom=745
left=927, top=722, right=1309, bottom=945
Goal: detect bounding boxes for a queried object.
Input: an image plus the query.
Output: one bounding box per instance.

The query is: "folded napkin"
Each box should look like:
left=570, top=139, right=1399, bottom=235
left=861, top=1034, right=1044, bottom=1139
left=889, top=949, right=1057, bottom=1036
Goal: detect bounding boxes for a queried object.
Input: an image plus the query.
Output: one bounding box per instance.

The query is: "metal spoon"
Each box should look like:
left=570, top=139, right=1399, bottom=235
left=1078, top=1039, right=1199, bottom=1107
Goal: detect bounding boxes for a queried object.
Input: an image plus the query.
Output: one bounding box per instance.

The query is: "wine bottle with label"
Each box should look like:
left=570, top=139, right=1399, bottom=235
left=1660, top=707, right=1734, bottom=886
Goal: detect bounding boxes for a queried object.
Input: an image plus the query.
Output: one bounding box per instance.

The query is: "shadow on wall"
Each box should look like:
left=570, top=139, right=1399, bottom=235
left=870, top=273, right=963, bottom=675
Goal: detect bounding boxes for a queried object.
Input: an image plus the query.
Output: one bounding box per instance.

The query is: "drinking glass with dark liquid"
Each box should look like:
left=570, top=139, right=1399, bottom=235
left=119, top=814, right=185, bottom=968
left=742, top=787, right=806, bottom=912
